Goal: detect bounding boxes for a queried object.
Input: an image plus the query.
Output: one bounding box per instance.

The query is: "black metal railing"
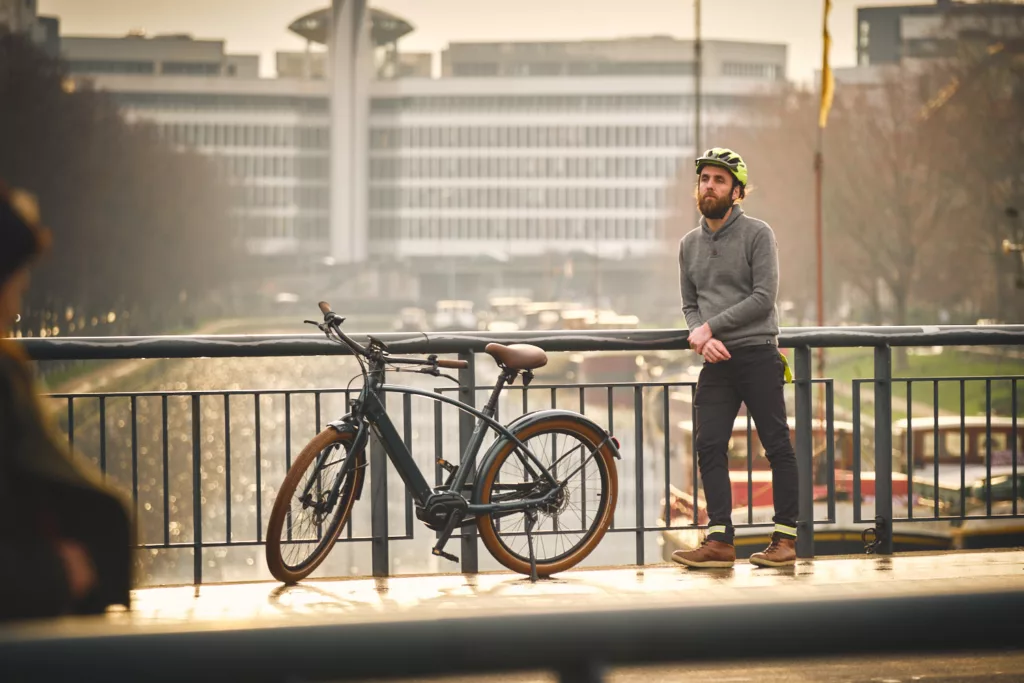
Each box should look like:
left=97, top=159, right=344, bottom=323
left=851, top=375, right=1020, bottom=526
left=17, top=325, right=1024, bottom=584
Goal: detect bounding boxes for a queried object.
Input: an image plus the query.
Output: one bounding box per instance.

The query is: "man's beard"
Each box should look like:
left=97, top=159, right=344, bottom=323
left=698, top=191, right=733, bottom=220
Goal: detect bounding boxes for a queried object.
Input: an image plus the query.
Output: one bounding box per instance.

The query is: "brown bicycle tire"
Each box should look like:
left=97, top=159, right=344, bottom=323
left=476, top=416, right=618, bottom=577
left=265, top=428, right=364, bottom=584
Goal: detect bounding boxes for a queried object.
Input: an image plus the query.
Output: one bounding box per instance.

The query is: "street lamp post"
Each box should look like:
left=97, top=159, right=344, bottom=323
left=694, top=0, right=701, bottom=159
left=689, top=0, right=703, bottom=267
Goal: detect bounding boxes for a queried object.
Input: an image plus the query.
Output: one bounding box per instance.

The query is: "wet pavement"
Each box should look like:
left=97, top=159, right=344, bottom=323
left=123, top=549, right=1024, bottom=625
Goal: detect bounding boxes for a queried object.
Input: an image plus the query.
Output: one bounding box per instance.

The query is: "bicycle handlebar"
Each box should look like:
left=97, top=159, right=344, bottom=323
left=315, top=302, right=468, bottom=370
left=387, top=356, right=469, bottom=370
left=317, top=301, right=366, bottom=357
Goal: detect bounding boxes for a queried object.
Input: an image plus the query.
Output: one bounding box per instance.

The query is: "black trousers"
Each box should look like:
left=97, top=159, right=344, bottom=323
left=693, top=343, right=798, bottom=544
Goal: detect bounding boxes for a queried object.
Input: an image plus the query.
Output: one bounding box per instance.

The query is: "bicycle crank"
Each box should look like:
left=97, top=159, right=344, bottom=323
left=419, top=491, right=470, bottom=564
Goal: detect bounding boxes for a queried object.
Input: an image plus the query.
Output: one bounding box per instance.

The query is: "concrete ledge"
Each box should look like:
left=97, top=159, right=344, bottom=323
left=1, top=551, right=1022, bottom=682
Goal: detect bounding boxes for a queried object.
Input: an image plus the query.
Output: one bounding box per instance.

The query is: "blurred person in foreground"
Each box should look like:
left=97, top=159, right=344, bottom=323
left=0, top=180, right=132, bottom=620
left=673, top=148, right=799, bottom=569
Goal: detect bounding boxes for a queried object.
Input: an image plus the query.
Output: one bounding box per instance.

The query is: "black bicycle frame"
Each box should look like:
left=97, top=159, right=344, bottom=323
left=331, top=362, right=568, bottom=517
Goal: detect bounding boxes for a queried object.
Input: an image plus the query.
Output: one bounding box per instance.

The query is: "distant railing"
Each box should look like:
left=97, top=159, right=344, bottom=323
left=18, top=325, right=1024, bottom=585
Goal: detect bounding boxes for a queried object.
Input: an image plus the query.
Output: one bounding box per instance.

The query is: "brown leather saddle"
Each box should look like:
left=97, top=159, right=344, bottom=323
left=484, top=342, right=547, bottom=371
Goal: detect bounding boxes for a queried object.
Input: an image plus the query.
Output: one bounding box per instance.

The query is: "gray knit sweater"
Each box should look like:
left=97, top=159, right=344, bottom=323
left=678, top=205, right=780, bottom=349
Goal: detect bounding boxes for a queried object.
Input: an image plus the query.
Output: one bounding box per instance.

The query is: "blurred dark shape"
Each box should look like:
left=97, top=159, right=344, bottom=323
left=0, top=181, right=132, bottom=621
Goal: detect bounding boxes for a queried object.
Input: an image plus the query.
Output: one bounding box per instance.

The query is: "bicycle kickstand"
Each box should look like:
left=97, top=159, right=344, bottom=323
left=525, top=510, right=539, bottom=583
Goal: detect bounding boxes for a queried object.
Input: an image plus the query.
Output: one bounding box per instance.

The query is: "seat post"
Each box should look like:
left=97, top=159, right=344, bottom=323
left=481, top=369, right=514, bottom=419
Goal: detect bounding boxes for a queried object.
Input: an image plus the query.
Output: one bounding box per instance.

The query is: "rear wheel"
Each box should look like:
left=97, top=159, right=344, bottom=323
left=476, top=417, right=617, bottom=577
left=266, top=428, right=364, bottom=584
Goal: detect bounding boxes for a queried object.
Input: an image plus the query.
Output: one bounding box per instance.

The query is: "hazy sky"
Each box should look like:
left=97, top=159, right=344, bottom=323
left=39, top=0, right=932, bottom=82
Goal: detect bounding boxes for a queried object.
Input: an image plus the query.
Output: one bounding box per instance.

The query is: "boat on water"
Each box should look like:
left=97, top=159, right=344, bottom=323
left=658, top=416, right=1022, bottom=559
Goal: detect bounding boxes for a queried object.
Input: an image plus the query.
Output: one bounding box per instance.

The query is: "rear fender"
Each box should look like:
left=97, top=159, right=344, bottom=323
left=472, top=409, right=620, bottom=505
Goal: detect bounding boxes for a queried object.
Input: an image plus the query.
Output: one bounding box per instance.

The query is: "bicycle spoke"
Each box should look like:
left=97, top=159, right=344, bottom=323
left=274, top=437, right=354, bottom=572
left=486, top=427, right=608, bottom=566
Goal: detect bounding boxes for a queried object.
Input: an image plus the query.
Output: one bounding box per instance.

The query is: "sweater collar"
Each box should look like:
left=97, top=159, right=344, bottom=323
left=701, top=204, right=744, bottom=238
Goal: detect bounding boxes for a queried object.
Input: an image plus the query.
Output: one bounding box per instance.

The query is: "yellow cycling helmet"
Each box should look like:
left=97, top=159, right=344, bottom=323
left=695, top=147, right=748, bottom=187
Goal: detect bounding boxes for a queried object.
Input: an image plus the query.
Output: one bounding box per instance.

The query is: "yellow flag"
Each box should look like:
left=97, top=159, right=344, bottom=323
left=819, top=0, right=834, bottom=128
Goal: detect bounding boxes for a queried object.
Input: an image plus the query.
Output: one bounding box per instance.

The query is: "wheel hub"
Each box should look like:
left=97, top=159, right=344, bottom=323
left=299, top=493, right=332, bottom=523
left=539, top=485, right=568, bottom=516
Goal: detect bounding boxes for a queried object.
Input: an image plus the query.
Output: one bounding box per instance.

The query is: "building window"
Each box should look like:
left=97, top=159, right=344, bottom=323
left=721, top=62, right=783, bottom=80
left=162, top=61, right=221, bottom=76
left=452, top=62, right=499, bottom=77
left=69, top=60, right=155, bottom=75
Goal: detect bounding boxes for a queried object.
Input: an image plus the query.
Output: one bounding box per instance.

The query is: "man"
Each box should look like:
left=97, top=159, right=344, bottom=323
left=673, top=148, right=799, bottom=569
left=0, top=180, right=133, bottom=620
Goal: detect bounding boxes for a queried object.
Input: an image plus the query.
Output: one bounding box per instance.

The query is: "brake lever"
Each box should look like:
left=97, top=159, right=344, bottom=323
left=304, top=320, right=330, bottom=335
left=432, top=371, right=461, bottom=385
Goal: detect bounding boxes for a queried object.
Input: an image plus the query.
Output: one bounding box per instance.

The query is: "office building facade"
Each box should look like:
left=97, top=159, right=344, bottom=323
left=64, top=14, right=788, bottom=303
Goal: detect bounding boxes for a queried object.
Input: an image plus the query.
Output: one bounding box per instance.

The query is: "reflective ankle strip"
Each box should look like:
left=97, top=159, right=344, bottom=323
left=707, top=525, right=728, bottom=536
left=775, top=524, right=797, bottom=537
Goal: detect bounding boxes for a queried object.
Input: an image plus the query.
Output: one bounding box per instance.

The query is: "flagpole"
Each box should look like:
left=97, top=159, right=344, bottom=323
left=815, top=119, right=825, bottom=379
left=816, top=0, right=833, bottom=430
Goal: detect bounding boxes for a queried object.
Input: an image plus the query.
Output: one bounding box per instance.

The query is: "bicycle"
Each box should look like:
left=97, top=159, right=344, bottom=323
left=265, top=301, right=621, bottom=583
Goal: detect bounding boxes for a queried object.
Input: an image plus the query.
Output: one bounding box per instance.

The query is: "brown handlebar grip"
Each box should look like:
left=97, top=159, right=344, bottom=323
left=318, top=301, right=333, bottom=315
left=437, top=359, right=470, bottom=369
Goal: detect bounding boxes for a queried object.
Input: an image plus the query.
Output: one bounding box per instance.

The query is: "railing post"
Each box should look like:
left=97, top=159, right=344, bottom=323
left=794, top=346, right=814, bottom=558
left=191, top=394, right=203, bottom=585
left=873, top=345, right=894, bottom=555
left=458, top=351, right=479, bottom=573
left=634, top=386, right=646, bottom=566
left=371, top=389, right=390, bottom=577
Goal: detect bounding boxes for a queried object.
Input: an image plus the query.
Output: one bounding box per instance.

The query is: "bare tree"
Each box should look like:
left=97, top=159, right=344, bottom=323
left=823, top=69, right=970, bottom=330
left=917, top=18, right=1024, bottom=323
left=0, top=30, right=237, bottom=336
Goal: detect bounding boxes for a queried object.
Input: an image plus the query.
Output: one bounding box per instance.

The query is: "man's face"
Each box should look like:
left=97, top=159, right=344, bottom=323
left=696, top=165, right=739, bottom=219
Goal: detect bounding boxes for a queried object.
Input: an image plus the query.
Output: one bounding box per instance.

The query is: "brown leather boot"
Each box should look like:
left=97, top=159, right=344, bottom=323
left=671, top=540, right=735, bottom=568
left=749, top=535, right=797, bottom=567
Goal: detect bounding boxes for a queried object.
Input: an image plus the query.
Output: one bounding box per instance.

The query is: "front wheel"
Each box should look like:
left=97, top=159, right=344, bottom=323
left=476, top=416, right=618, bottom=577
left=266, top=427, right=365, bottom=584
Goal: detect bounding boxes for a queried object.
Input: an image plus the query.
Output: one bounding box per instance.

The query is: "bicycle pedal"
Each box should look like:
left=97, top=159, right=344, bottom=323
left=437, top=459, right=457, bottom=474
left=432, top=548, right=459, bottom=563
